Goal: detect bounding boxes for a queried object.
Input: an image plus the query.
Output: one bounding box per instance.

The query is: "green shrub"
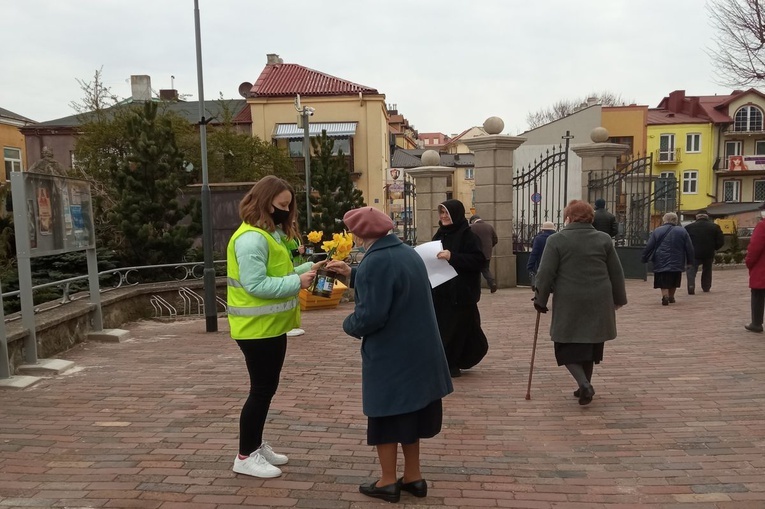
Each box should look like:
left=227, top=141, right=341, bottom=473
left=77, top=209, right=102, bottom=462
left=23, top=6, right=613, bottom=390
left=733, top=251, right=745, bottom=264
left=715, top=253, right=724, bottom=264
left=723, top=252, right=733, bottom=264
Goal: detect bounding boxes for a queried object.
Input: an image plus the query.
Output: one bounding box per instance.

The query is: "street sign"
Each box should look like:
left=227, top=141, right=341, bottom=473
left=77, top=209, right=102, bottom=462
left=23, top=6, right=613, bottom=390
left=531, top=192, right=542, bottom=204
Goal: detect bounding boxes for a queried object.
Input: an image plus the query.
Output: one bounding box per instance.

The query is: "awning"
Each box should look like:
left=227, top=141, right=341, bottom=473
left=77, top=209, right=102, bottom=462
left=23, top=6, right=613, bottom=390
left=272, top=122, right=358, bottom=139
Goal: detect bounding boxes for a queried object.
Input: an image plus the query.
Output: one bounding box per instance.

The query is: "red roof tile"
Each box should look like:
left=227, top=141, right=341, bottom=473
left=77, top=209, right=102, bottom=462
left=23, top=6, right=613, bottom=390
left=647, top=109, right=711, bottom=125
left=250, top=63, right=378, bottom=97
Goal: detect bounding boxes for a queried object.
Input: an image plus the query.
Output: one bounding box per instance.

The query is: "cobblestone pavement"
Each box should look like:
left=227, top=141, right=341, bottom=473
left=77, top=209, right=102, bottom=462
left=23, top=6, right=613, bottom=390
left=1, top=268, right=764, bottom=508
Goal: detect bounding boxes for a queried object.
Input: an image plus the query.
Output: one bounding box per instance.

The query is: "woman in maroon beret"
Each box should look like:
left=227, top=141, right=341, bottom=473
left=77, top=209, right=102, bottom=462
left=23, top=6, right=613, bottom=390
left=327, top=206, right=453, bottom=503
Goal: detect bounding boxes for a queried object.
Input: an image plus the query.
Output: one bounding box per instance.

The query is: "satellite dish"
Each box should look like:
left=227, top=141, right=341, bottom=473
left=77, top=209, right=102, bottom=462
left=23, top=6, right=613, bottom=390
left=238, top=82, right=253, bottom=98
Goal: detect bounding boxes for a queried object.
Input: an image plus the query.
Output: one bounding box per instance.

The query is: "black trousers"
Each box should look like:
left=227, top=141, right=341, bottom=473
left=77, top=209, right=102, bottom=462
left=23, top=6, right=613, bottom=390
left=480, top=259, right=496, bottom=287
left=686, top=257, right=714, bottom=291
left=236, top=334, right=287, bottom=456
left=751, top=289, right=765, bottom=327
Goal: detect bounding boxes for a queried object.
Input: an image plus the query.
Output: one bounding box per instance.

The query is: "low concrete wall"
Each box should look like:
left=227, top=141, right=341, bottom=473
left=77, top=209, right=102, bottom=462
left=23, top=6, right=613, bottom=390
left=4, top=278, right=227, bottom=375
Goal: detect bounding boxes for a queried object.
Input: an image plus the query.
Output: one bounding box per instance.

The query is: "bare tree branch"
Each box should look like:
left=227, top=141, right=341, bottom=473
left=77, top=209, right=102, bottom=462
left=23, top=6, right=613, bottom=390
left=525, top=91, right=632, bottom=130
left=708, top=0, right=765, bottom=86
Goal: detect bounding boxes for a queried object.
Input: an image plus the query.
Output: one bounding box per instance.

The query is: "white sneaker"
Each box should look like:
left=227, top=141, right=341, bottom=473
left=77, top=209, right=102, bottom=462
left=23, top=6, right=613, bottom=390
left=232, top=452, right=282, bottom=478
left=286, top=328, right=305, bottom=337
left=256, top=441, right=289, bottom=466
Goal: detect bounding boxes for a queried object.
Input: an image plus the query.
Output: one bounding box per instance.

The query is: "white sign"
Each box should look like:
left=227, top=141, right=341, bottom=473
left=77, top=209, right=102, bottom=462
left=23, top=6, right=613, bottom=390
left=414, top=241, right=458, bottom=288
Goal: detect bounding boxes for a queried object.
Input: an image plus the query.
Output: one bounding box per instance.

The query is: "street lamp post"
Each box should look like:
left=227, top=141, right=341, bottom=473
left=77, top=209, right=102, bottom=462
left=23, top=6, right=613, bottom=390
left=193, top=0, right=217, bottom=333
left=295, top=95, right=314, bottom=230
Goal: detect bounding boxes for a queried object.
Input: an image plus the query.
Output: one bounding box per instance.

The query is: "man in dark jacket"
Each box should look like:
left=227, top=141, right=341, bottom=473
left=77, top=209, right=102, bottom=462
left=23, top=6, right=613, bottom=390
left=592, top=198, right=618, bottom=238
left=685, top=209, right=725, bottom=294
left=469, top=215, right=498, bottom=293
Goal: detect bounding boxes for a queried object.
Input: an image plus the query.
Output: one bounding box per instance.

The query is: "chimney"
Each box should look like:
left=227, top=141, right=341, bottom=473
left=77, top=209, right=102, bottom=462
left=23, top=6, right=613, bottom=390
left=586, top=96, right=598, bottom=106
left=667, top=90, right=685, bottom=113
left=266, top=53, right=283, bottom=65
left=131, top=75, right=152, bottom=101
left=159, top=89, right=179, bottom=101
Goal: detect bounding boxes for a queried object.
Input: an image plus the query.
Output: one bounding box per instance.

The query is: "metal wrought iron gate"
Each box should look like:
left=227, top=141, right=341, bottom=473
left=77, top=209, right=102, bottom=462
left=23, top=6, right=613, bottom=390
left=402, top=173, right=416, bottom=245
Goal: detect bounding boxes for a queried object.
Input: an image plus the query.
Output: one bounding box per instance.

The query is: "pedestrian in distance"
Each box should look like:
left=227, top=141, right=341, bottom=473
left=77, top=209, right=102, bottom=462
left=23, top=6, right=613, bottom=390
left=533, top=200, right=627, bottom=405
left=432, top=199, right=489, bottom=378
left=469, top=214, right=499, bottom=293
left=327, top=207, right=453, bottom=503
left=745, top=202, right=765, bottom=333
left=684, top=209, right=724, bottom=294
left=641, top=212, right=694, bottom=306
left=593, top=198, right=618, bottom=238
left=226, top=176, right=322, bottom=478
left=526, top=221, right=556, bottom=290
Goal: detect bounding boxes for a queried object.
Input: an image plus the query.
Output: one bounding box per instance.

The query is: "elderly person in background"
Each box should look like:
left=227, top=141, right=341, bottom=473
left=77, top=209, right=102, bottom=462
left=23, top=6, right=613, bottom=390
left=469, top=214, right=499, bottom=293
left=744, top=202, right=765, bottom=333
left=641, top=212, right=695, bottom=306
left=327, top=207, right=453, bottom=503
left=533, top=200, right=627, bottom=406
left=684, top=209, right=724, bottom=294
left=527, top=221, right=557, bottom=289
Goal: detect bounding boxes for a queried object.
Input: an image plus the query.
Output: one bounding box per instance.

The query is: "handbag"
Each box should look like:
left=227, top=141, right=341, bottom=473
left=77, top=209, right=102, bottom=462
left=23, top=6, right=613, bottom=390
left=643, top=225, right=673, bottom=263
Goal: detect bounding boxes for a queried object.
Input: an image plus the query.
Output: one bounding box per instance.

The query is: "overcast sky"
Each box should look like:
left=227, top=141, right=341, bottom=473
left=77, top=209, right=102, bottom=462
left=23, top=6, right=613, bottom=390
left=2, top=0, right=725, bottom=136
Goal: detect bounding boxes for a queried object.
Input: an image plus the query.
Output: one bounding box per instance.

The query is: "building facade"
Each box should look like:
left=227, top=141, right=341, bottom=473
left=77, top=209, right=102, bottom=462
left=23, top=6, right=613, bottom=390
left=1, top=107, right=34, bottom=184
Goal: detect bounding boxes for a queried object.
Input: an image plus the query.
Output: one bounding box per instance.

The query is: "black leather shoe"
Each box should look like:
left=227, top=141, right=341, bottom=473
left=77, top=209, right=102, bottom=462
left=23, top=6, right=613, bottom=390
left=397, top=477, right=427, bottom=497
left=449, top=367, right=462, bottom=378
left=578, top=383, right=595, bottom=405
left=745, top=323, right=764, bottom=333
left=668, top=296, right=676, bottom=303
left=573, top=388, right=580, bottom=398
left=688, top=287, right=695, bottom=295
left=359, top=481, right=400, bottom=503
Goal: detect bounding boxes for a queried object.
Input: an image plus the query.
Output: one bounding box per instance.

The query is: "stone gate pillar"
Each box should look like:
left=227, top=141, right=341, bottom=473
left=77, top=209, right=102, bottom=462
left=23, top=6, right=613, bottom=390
left=405, top=150, right=454, bottom=244
left=571, top=127, right=629, bottom=203
left=462, top=117, right=526, bottom=288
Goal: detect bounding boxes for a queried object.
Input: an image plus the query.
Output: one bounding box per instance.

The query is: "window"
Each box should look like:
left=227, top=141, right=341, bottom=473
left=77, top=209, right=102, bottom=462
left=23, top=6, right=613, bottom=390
left=446, top=175, right=453, bottom=188
left=4, top=147, right=22, bottom=181
left=683, top=170, right=698, bottom=194
left=446, top=191, right=453, bottom=200
left=734, top=105, right=764, bottom=132
left=659, top=134, right=675, bottom=161
left=331, top=138, right=351, bottom=156
left=465, top=168, right=474, bottom=180
left=723, top=180, right=741, bottom=202
left=288, top=140, right=303, bottom=157
left=686, top=133, right=701, bottom=153
left=724, top=140, right=742, bottom=165
left=757, top=141, right=765, bottom=155
left=755, top=180, right=765, bottom=201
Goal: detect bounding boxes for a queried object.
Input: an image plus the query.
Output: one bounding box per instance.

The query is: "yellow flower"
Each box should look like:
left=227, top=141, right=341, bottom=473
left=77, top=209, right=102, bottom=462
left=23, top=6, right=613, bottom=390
left=307, top=230, right=323, bottom=244
left=321, top=230, right=354, bottom=261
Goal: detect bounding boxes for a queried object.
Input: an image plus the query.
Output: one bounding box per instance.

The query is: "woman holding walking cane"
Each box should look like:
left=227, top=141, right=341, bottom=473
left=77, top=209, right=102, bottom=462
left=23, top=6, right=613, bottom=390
left=532, top=200, right=627, bottom=405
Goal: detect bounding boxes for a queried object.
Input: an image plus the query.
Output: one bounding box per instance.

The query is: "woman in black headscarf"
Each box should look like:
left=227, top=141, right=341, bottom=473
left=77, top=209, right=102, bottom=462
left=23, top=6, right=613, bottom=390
left=432, top=199, right=489, bottom=378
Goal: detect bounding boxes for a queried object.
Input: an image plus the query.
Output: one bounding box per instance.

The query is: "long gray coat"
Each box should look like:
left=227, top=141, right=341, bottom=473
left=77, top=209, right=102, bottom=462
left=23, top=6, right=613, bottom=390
left=534, top=222, right=627, bottom=343
left=343, top=234, right=453, bottom=417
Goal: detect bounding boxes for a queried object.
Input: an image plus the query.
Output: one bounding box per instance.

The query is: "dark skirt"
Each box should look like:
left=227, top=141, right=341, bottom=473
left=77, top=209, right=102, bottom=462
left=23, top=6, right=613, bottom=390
left=653, top=271, right=682, bottom=289
left=554, top=342, right=604, bottom=366
left=367, top=399, right=443, bottom=446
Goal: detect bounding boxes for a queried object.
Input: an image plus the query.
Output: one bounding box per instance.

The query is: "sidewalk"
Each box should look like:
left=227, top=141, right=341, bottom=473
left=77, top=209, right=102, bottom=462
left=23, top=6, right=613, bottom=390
left=1, top=268, right=764, bottom=508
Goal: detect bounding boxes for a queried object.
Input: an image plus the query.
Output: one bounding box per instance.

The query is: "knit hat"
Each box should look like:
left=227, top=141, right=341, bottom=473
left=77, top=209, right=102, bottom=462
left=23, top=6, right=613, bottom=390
left=541, top=221, right=556, bottom=231
left=342, top=207, right=394, bottom=239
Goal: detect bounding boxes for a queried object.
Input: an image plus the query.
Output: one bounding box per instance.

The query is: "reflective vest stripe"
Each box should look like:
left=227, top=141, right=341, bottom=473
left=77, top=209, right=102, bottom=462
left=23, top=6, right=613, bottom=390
left=227, top=298, right=298, bottom=316
left=227, top=277, right=243, bottom=288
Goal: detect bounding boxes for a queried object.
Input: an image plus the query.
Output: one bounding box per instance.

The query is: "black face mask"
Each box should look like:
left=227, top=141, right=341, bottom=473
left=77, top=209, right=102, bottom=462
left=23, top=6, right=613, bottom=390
left=271, top=207, right=290, bottom=225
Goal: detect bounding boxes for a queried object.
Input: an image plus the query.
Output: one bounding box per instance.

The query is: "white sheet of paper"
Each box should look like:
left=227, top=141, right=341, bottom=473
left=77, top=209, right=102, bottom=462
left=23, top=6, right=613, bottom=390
left=414, top=241, right=458, bottom=288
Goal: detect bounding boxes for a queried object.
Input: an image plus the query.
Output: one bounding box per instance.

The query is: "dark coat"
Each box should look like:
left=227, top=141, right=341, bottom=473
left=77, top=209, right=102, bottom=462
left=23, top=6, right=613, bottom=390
left=685, top=218, right=724, bottom=260
left=432, top=200, right=488, bottom=369
left=534, top=222, right=627, bottom=343
left=527, top=230, right=554, bottom=273
left=470, top=220, right=497, bottom=260
left=593, top=208, right=618, bottom=237
left=641, top=223, right=694, bottom=272
left=343, top=234, right=453, bottom=417
left=746, top=220, right=765, bottom=289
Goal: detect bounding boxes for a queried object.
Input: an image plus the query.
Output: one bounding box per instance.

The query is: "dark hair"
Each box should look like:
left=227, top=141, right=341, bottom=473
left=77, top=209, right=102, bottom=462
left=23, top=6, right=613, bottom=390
left=564, top=199, right=594, bottom=224
left=239, top=176, right=299, bottom=239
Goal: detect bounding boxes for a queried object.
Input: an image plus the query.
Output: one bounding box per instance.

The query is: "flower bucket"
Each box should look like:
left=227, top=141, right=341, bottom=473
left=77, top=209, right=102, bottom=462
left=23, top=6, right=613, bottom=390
left=299, top=281, right=347, bottom=310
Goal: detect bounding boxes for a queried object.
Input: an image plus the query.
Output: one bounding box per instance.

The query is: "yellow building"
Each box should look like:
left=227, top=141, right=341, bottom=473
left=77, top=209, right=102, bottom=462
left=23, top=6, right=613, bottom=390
left=602, top=105, right=648, bottom=159
left=242, top=54, right=389, bottom=208
left=1, top=107, right=33, bottom=184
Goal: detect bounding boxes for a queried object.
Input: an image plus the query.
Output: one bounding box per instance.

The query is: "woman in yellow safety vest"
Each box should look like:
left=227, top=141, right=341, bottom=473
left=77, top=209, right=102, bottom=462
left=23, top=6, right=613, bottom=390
left=226, top=176, right=320, bottom=478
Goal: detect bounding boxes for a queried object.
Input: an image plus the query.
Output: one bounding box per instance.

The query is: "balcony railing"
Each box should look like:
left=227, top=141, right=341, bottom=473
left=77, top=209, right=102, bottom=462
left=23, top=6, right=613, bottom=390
left=655, top=148, right=682, bottom=165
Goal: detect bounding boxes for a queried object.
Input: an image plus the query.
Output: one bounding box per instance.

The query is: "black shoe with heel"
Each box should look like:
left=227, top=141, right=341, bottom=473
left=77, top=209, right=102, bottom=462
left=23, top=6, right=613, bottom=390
left=359, top=481, right=401, bottom=503
left=578, top=383, right=595, bottom=405
left=397, top=477, right=427, bottom=497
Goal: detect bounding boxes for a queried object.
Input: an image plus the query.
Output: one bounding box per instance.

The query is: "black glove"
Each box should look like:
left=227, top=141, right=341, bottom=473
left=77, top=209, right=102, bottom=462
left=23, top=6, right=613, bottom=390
left=533, top=299, right=548, bottom=314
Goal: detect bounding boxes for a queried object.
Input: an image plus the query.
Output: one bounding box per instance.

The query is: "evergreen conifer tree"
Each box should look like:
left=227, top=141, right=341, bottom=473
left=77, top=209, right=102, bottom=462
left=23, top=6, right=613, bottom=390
left=107, top=102, right=200, bottom=267
left=301, top=130, right=365, bottom=240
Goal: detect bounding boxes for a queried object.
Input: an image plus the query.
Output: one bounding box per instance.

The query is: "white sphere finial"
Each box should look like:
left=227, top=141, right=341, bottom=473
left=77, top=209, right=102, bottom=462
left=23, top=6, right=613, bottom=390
left=483, top=116, right=504, bottom=135
left=590, top=127, right=609, bottom=143
left=421, top=149, right=441, bottom=166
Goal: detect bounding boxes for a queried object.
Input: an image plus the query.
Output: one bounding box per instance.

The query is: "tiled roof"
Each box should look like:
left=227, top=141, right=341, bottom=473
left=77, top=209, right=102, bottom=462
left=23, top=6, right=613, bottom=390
left=28, top=99, right=247, bottom=128
left=250, top=63, right=378, bottom=97
left=647, top=109, right=711, bottom=125
left=0, top=106, right=35, bottom=124
left=391, top=149, right=474, bottom=168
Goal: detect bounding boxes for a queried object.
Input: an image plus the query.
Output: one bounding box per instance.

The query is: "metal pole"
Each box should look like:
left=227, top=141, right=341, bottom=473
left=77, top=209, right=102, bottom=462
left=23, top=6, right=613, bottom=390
left=10, top=172, right=38, bottom=364
left=562, top=130, right=573, bottom=205
left=86, top=247, right=103, bottom=332
left=303, top=111, right=311, bottom=230
left=0, top=281, right=10, bottom=379
left=194, top=0, right=218, bottom=332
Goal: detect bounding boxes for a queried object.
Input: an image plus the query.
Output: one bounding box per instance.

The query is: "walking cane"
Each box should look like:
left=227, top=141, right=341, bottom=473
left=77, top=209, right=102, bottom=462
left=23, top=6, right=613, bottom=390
left=525, top=310, right=542, bottom=400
